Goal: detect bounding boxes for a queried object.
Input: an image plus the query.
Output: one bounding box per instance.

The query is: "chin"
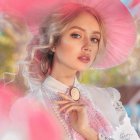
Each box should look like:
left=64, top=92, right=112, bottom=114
left=71, top=62, right=91, bottom=72
left=76, top=66, right=90, bottom=72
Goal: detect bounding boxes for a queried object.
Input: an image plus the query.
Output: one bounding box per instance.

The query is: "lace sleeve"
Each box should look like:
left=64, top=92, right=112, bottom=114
left=98, top=88, right=140, bottom=140
left=99, top=88, right=140, bottom=140
left=107, top=88, right=126, bottom=124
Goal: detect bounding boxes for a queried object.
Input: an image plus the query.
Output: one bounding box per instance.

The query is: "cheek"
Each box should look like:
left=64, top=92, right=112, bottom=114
left=91, top=46, right=99, bottom=60
left=58, top=39, right=81, bottom=55
left=55, top=43, right=73, bottom=62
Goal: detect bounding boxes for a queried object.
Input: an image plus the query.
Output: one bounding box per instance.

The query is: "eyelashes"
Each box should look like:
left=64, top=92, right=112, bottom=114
left=70, top=33, right=100, bottom=44
left=70, top=33, right=81, bottom=38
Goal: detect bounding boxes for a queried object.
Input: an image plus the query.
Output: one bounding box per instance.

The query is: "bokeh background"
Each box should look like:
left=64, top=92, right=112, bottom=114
left=0, top=0, right=140, bottom=137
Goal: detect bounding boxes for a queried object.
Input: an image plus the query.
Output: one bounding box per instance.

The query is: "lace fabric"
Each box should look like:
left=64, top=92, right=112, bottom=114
left=70, top=95, right=113, bottom=140
left=81, top=95, right=113, bottom=136
left=40, top=83, right=113, bottom=140
left=12, top=76, right=140, bottom=140
left=98, top=87, right=140, bottom=140
left=107, top=88, right=126, bottom=124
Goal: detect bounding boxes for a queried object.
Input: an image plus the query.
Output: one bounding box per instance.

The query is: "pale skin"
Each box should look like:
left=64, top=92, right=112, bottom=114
left=50, top=11, right=101, bottom=140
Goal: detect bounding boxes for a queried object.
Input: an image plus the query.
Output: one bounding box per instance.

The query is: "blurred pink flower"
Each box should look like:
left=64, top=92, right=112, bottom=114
left=0, top=85, right=63, bottom=140
left=10, top=97, right=63, bottom=140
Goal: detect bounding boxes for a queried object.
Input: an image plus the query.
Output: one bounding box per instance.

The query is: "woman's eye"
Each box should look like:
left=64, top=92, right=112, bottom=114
left=70, top=33, right=81, bottom=39
left=91, top=38, right=100, bottom=44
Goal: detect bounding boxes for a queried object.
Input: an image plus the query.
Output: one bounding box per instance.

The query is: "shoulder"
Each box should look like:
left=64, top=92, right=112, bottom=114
left=81, top=84, right=121, bottom=102
left=80, top=84, right=127, bottom=124
left=105, top=87, right=121, bottom=102
left=91, top=86, right=127, bottom=124
left=84, top=84, right=124, bottom=111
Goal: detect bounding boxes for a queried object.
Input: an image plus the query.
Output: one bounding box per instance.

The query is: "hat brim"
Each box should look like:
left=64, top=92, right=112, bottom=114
left=90, top=0, right=136, bottom=69
left=0, top=0, right=136, bottom=69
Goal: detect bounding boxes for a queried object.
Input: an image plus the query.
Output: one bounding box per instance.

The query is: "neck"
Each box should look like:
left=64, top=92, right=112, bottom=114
left=50, top=61, right=77, bottom=87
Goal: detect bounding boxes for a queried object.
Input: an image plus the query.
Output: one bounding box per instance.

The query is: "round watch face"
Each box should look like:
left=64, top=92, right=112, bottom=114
left=70, top=87, right=80, bottom=101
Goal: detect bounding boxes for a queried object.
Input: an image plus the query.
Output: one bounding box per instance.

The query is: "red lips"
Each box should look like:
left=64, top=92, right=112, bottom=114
left=77, top=55, right=90, bottom=63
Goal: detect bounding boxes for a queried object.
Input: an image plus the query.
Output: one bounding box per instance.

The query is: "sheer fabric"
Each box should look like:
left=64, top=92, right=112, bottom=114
left=10, top=76, right=140, bottom=140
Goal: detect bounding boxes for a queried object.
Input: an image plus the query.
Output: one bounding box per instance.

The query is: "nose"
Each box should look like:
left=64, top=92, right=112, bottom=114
left=82, top=38, right=92, bottom=52
left=82, top=46, right=92, bottom=52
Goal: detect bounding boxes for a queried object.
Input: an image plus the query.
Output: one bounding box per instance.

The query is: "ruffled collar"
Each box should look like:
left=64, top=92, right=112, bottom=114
left=42, top=75, right=80, bottom=93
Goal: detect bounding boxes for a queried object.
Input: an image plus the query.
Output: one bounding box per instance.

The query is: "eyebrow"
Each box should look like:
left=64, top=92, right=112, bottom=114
left=68, top=26, right=101, bottom=36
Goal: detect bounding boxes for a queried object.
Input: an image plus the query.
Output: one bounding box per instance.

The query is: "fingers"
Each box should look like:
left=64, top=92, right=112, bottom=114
left=59, top=102, right=76, bottom=113
left=58, top=93, right=74, bottom=102
left=59, top=102, right=83, bottom=113
left=54, top=100, right=70, bottom=105
left=65, top=105, right=84, bottom=114
left=55, top=92, right=85, bottom=114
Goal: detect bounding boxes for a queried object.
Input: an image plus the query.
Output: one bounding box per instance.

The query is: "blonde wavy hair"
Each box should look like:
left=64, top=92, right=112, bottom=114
left=26, top=2, right=106, bottom=82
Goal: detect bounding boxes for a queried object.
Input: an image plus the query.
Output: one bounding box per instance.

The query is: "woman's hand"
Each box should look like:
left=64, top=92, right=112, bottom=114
left=55, top=93, right=98, bottom=139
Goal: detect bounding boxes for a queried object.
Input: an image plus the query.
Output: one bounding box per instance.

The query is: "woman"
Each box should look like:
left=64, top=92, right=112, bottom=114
left=11, top=0, right=140, bottom=139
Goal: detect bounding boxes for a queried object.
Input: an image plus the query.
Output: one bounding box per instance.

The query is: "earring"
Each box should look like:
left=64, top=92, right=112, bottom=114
left=51, top=47, right=56, bottom=52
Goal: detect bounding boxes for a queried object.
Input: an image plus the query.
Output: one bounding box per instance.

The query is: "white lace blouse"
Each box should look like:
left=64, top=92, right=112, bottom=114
left=16, top=76, right=140, bottom=140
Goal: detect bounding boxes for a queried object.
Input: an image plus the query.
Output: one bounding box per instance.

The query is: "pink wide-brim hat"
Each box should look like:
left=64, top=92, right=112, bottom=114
left=0, top=0, right=136, bottom=69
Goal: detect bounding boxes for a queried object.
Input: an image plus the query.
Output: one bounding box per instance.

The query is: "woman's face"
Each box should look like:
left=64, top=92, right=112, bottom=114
left=53, top=11, right=101, bottom=72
